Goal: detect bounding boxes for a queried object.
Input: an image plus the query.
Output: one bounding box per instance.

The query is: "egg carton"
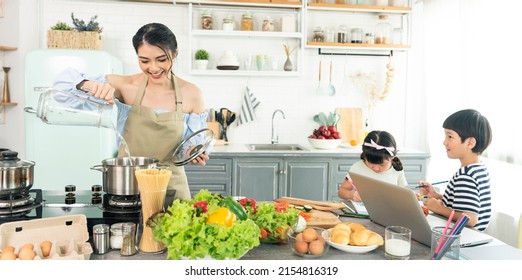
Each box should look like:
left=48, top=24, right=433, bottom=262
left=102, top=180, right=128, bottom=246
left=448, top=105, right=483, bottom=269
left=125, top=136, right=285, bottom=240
left=0, top=214, right=92, bottom=260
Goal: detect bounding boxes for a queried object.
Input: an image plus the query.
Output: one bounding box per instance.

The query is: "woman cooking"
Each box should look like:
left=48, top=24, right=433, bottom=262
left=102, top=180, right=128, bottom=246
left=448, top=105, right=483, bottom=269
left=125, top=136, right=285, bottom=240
left=53, top=23, right=209, bottom=200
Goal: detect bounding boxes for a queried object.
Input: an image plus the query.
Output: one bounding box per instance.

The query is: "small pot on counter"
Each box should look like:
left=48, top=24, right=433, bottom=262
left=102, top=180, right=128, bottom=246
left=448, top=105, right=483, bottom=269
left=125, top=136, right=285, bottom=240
left=91, top=157, right=166, bottom=196
left=0, top=151, right=35, bottom=195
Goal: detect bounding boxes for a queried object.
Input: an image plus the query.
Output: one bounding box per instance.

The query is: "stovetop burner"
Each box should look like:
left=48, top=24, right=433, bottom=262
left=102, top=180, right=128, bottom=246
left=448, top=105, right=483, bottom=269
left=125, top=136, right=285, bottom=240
left=0, top=190, right=43, bottom=219
left=103, top=194, right=141, bottom=214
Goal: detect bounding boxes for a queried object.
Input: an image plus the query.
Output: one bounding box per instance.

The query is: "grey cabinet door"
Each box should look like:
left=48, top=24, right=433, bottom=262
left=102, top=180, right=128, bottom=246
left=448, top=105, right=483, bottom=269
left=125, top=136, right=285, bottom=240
left=285, top=160, right=330, bottom=201
left=184, top=158, right=232, bottom=196
left=234, top=159, right=283, bottom=201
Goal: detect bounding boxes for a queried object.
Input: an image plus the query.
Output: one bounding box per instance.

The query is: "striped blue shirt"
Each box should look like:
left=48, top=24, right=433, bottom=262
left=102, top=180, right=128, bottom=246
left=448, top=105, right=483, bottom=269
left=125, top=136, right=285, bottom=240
left=442, top=163, right=492, bottom=231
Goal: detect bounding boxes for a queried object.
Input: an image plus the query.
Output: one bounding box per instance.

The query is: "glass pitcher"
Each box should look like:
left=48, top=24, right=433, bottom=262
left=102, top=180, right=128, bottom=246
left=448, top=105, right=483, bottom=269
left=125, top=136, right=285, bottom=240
left=24, top=88, right=116, bottom=129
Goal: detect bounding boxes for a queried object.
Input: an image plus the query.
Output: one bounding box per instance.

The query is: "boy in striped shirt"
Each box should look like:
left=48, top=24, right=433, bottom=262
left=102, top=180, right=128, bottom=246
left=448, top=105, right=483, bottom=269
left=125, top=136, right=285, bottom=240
left=419, top=109, right=492, bottom=231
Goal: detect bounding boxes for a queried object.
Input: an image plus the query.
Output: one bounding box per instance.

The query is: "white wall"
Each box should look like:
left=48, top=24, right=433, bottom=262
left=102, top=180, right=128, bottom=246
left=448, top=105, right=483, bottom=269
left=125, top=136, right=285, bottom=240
left=0, top=0, right=424, bottom=158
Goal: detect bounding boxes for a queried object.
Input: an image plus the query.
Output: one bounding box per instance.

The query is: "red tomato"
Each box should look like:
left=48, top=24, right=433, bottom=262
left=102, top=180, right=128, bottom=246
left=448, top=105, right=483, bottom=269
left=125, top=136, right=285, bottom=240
left=274, top=201, right=289, bottom=213
left=260, top=228, right=268, bottom=239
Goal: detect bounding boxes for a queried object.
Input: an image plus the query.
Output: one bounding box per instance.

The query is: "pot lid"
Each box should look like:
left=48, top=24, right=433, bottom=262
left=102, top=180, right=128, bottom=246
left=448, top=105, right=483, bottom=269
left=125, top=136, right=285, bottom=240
left=171, top=128, right=214, bottom=166
left=0, top=151, right=35, bottom=169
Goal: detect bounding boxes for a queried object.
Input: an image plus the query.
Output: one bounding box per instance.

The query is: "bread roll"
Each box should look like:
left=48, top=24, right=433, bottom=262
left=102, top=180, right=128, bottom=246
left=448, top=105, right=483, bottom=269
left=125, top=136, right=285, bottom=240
left=367, top=231, right=384, bottom=246
left=350, top=228, right=384, bottom=246
left=331, top=224, right=351, bottom=245
left=347, top=222, right=366, bottom=232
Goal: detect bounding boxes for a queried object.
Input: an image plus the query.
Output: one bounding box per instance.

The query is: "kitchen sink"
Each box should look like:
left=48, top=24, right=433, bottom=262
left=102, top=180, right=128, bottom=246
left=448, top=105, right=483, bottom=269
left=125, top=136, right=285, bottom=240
left=246, top=144, right=309, bottom=151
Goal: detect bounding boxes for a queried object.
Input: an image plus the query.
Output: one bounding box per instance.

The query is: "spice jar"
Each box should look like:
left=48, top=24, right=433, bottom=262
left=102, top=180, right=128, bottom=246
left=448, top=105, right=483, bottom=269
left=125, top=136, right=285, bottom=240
left=365, top=33, right=375, bottom=44
left=110, top=222, right=124, bottom=249
left=262, top=16, right=275, bottom=32
left=351, top=28, right=363, bottom=43
left=313, top=26, right=325, bottom=42
left=241, top=11, right=253, bottom=31
left=120, top=222, right=137, bottom=256
left=375, top=15, right=392, bottom=44
left=201, top=10, right=213, bottom=30
left=337, top=25, right=348, bottom=43
left=222, top=15, right=234, bottom=31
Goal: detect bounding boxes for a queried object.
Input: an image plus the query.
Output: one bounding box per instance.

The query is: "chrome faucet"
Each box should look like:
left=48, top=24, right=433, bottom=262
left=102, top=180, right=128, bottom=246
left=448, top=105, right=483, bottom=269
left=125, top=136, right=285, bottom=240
left=271, top=109, right=286, bottom=144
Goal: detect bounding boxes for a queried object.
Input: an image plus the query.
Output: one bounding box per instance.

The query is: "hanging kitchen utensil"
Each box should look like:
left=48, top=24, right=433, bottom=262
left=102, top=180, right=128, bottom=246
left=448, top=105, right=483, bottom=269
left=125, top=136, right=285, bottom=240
left=315, top=60, right=324, bottom=96
left=325, top=59, right=336, bottom=96
left=171, top=128, right=215, bottom=166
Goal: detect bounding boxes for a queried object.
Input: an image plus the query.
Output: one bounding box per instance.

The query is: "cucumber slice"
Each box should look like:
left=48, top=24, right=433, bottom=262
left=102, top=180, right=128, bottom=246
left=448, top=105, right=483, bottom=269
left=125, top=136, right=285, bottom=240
left=303, top=205, right=313, bottom=212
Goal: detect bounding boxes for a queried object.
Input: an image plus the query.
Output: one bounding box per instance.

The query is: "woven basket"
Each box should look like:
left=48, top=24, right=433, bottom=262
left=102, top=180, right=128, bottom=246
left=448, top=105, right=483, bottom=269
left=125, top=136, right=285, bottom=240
left=47, top=30, right=103, bottom=50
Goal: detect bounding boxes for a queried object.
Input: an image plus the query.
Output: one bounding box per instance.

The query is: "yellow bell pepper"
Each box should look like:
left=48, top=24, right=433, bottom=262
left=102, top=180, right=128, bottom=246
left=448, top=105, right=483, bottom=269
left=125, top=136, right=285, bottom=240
left=206, top=207, right=236, bottom=227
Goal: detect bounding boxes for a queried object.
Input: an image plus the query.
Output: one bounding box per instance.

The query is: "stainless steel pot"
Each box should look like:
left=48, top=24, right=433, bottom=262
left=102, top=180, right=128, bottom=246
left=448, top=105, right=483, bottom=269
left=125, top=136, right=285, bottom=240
left=0, top=151, right=35, bottom=195
left=90, top=157, right=165, bottom=196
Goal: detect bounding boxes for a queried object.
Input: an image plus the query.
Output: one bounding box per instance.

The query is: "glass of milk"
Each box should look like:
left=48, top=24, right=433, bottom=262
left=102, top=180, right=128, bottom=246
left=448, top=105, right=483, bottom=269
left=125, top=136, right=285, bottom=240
left=385, top=226, right=412, bottom=260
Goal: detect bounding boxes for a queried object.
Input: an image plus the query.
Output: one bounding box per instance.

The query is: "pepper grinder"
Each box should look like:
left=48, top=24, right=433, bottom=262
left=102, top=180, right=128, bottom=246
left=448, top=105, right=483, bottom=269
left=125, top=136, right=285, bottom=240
left=2, top=67, right=11, bottom=104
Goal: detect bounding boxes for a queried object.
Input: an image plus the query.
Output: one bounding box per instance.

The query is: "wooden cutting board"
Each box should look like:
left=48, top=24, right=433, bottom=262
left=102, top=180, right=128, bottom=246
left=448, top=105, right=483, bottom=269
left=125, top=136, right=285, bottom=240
left=305, top=210, right=341, bottom=228
left=274, top=197, right=345, bottom=211
left=335, top=107, right=364, bottom=145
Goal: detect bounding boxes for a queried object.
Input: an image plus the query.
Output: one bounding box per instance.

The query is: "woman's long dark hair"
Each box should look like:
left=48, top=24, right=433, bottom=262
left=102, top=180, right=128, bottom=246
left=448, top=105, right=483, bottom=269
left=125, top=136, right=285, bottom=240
left=132, top=23, right=178, bottom=74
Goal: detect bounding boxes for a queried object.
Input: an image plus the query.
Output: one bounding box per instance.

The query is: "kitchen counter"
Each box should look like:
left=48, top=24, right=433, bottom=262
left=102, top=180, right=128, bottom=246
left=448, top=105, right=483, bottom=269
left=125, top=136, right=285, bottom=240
left=209, top=143, right=429, bottom=159
left=90, top=216, right=432, bottom=260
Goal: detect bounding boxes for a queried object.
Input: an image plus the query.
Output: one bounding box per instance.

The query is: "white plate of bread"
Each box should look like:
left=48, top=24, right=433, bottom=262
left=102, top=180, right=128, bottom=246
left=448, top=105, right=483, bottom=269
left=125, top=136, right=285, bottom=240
left=322, top=222, right=383, bottom=253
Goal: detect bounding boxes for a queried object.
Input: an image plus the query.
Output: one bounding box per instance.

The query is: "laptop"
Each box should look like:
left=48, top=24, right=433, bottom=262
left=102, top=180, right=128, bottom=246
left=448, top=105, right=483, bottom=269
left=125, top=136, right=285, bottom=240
left=349, top=172, right=493, bottom=247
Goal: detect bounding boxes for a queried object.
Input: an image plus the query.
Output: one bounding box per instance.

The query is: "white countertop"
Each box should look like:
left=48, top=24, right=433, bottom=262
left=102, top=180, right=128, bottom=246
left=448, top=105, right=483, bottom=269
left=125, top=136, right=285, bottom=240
left=210, top=142, right=429, bottom=157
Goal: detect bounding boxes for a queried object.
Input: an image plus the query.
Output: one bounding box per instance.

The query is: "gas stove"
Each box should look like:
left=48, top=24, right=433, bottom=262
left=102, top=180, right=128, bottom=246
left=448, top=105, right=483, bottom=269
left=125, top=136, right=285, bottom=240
left=0, top=188, right=141, bottom=235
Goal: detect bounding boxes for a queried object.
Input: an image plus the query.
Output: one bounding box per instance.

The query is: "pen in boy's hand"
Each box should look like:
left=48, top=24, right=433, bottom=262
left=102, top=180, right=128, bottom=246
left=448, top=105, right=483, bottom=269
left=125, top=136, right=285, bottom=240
left=415, top=180, right=449, bottom=189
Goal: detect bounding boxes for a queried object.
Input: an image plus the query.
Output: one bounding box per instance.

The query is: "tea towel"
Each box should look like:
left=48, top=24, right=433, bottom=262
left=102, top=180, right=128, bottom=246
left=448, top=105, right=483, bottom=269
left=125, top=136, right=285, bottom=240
left=237, top=87, right=260, bottom=126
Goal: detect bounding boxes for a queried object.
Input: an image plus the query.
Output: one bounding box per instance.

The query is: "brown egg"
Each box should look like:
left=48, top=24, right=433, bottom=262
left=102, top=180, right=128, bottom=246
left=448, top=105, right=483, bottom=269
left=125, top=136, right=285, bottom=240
left=309, top=241, right=325, bottom=255
left=295, top=233, right=304, bottom=241
left=0, top=250, right=17, bottom=260
left=18, top=247, right=36, bottom=260
left=294, top=240, right=309, bottom=254
left=302, top=227, right=318, bottom=241
left=40, top=241, right=52, bottom=258
left=21, top=243, right=34, bottom=251
left=2, top=246, right=15, bottom=253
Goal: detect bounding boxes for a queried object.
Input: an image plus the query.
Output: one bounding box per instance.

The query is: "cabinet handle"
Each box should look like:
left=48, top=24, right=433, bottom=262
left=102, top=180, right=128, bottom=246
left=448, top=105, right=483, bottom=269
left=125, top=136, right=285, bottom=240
left=279, top=170, right=287, bottom=175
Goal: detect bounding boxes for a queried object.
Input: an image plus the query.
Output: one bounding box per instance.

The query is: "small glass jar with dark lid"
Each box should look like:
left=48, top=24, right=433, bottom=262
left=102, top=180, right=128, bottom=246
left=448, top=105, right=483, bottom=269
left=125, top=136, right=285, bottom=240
left=351, top=28, right=363, bottom=43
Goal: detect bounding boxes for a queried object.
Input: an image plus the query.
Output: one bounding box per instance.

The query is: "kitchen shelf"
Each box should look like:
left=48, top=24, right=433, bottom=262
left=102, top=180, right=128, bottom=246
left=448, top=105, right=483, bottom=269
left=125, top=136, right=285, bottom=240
left=176, top=0, right=303, bottom=8
left=304, top=1, right=412, bottom=55
left=306, top=3, right=412, bottom=14
left=191, top=69, right=300, bottom=77
left=187, top=2, right=304, bottom=76
left=0, top=46, right=17, bottom=51
left=191, top=29, right=302, bottom=38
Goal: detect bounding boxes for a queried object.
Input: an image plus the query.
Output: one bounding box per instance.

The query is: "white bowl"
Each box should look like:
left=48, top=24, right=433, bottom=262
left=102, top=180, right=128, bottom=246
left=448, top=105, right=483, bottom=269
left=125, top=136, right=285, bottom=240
left=308, top=138, right=342, bottom=149
left=322, top=229, right=380, bottom=253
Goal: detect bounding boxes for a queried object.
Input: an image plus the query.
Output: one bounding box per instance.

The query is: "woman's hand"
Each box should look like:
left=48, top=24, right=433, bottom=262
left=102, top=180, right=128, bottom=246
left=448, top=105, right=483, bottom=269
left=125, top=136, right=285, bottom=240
left=190, top=152, right=209, bottom=166
left=80, top=80, right=115, bottom=104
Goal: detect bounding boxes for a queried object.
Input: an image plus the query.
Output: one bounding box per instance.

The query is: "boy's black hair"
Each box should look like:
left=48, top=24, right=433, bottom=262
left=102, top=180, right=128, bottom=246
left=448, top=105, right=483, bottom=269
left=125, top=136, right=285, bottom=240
left=361, top=130, right=403, bottom=171
left=443, top=109, right=492, bottom=155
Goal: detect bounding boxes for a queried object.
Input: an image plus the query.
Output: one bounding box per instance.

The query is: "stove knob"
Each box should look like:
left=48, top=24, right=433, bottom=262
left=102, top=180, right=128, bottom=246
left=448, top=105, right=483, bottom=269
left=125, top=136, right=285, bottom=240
left=92, top=196, right=102, bottom=204
left=65, top=185, right=76, bottom=192
left=65, top=196, right=76, bottom=204
left=91, top=185, right=102, bottom=192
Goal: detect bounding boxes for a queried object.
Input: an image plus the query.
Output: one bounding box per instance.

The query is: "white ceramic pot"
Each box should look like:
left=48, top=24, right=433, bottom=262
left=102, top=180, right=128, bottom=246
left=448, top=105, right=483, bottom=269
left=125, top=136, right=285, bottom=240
left=195, top=60, right=208, bottom=70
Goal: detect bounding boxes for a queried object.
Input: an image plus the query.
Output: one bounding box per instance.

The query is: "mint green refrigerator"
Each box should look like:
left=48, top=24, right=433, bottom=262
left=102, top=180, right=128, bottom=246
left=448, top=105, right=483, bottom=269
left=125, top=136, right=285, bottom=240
left=24, top=49, right=123, bottom=191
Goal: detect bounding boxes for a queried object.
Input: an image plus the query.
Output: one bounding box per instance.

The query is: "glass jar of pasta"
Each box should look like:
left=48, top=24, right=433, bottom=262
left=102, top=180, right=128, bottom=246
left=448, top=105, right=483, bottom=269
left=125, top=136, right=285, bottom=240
left=241, top=11, right=253, bottom=31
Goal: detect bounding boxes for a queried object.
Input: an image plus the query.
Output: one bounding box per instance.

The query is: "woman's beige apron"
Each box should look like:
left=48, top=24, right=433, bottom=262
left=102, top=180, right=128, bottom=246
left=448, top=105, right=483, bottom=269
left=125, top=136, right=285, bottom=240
left=118, top=75, right=190, bottom=200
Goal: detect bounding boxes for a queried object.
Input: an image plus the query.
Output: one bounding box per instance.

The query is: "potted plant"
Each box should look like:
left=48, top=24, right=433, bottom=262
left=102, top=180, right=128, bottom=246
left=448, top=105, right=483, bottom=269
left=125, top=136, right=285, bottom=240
left=47, top=13, right=103, bottom=50
left=195, top=49, right=209, bottom=70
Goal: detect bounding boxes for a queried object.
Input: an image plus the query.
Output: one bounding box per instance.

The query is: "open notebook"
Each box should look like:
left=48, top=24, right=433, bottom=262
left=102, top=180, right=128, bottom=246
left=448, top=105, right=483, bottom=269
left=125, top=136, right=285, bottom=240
left=349, top=172, right=493, bottom=247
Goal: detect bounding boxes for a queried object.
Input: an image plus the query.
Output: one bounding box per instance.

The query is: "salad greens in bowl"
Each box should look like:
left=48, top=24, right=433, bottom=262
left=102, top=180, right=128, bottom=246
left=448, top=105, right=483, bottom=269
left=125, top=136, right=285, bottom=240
left=149, top=190, right=260, bottom=260
left=251, top=201, right=301, bottom=243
